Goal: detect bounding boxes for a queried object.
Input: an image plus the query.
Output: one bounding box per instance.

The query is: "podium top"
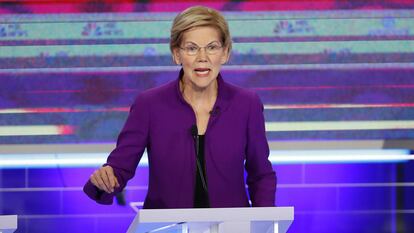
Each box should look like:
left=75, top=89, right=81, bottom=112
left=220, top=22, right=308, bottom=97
left=0, top=215, right=18, bottom=233
left=138, top=207, right=294, bottom=223
left=128, top=207, right=294, bottom=233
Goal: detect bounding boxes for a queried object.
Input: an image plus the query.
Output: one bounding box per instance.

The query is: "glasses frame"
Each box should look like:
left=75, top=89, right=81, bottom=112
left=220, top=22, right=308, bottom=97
left=179, top=42, right=224, bottom=56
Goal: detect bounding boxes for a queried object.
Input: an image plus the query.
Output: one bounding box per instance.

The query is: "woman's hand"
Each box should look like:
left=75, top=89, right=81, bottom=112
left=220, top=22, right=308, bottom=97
left=90, top=165, right=120, bottom=193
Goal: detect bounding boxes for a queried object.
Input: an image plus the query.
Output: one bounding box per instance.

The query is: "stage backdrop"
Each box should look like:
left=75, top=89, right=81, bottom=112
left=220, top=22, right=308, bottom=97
left=1, top=1, right=414, bottom=233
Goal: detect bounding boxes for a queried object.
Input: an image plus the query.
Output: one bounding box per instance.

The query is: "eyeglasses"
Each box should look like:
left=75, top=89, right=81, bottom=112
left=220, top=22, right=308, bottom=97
left=179, top=42, right=223, bottom=56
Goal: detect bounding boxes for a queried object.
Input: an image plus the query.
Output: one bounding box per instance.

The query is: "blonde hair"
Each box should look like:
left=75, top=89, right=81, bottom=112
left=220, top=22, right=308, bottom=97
left=170, top=6, right=232, bottom=54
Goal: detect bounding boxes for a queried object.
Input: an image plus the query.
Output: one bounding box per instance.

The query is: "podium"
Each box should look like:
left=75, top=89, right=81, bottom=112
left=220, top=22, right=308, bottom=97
left=0, top=215, right=17, bottom=233
left=127, top=207, right=294, bottom=233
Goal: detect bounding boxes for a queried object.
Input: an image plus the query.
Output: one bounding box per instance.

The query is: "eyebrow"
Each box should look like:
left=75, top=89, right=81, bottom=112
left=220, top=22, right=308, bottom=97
left=184, top=41, right=221, bottom=46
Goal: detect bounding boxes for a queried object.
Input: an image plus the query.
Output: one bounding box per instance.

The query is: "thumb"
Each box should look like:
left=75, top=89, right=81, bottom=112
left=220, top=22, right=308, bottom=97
left=114, top=177, right=120, bottom=188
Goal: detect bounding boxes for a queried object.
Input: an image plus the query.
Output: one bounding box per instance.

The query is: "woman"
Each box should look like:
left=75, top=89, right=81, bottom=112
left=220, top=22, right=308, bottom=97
left=84, top=5, right=276, bottom=208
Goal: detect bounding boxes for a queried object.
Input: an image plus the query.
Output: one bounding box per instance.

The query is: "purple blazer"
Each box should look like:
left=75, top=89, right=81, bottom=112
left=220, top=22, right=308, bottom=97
left=84, top=69, right=276, bottom=208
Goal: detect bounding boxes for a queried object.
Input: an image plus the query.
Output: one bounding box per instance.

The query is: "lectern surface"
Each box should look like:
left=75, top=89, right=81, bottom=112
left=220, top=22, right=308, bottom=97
left=0, top=215, right=18, bottom=233
left=127, top=207, right=294, bottom=233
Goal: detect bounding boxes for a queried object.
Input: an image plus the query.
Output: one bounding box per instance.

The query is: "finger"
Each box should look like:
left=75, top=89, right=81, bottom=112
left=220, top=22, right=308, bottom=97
left=114, top=177, right=120, bottom=188
left=96, top=172, right=110, bottom=193
left=107, top=167, right=120, bottom=189
left=104, top=167, right=116, bottom=192
left=100, top=169, right=113, bottom=193
left=92, top=172, right=109, bottom=193
left=111, top=176, right=119, bottom=190
left=96, top=169, right=112, bottom=193
left=90, top=174, right=99, bottom=188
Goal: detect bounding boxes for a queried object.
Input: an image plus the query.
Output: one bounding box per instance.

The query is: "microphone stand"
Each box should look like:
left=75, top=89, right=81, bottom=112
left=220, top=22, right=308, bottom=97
left=191, top=125, right=208, bottom=191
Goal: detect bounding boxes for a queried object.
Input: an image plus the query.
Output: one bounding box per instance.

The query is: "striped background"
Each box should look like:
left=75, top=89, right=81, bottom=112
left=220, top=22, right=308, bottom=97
left=1, top=1, right=414, bottom=233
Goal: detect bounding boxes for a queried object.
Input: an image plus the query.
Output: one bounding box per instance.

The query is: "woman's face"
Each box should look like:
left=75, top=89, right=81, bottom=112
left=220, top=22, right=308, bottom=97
left=173, top=26, right=229, bottom=91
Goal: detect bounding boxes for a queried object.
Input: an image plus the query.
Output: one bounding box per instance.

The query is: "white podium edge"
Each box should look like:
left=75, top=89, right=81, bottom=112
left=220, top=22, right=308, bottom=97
left=127, top=207, right=294, bottom=233
left=0, top=215, right=18, bottom=233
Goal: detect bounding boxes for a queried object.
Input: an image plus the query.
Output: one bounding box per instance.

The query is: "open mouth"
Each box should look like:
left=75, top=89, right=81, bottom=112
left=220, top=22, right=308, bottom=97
left=194, top=68, right=211, bottom=75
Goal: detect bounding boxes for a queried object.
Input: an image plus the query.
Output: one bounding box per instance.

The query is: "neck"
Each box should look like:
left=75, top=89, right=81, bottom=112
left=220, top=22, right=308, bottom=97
left=180, top=79, right=218, bottom=108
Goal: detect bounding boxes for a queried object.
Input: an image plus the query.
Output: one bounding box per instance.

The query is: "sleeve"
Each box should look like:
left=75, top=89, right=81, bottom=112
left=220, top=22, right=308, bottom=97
left=244, top=93, right=276, bottom=207
left=83, top=93, right=150, bottom=204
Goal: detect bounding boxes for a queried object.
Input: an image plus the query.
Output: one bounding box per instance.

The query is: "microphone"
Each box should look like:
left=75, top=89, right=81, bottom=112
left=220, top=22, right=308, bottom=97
left=190, top=124, right=208, bottom=191
left=190, top=125, right=199, bottom=159
left=115, top=190, right=126, bottom=206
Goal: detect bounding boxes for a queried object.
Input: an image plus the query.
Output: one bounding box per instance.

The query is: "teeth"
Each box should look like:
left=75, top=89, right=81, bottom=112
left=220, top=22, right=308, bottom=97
left=195, top=70, right=209, bottom=75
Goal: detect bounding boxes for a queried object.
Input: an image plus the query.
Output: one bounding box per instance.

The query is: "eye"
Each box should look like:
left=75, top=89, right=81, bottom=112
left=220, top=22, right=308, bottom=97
left=207, top=44, right=220, bottom=51
left=186, top=46, right=199, bottom=52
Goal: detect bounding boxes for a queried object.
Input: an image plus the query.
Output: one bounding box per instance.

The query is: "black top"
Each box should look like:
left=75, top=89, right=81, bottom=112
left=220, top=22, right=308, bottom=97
left=194, top=135, right=210, bottom=208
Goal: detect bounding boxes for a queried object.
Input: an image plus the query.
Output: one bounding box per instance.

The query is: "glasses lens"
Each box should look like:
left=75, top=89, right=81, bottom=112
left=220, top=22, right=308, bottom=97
left=183, top=44, right=222, bottom=55
left=186, top=46, right=198, bottom=55
left=207, top=44, right=222, bottom=55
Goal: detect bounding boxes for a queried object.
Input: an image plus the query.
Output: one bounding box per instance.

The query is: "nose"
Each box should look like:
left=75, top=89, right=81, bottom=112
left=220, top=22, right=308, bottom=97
left=196, top=47, right=208, bottom=62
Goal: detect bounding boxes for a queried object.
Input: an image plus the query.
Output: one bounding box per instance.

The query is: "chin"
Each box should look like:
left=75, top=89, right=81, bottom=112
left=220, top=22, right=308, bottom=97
left=191, top=79, right=214, bottom=90
left=190, top=72, right=216, bottom=83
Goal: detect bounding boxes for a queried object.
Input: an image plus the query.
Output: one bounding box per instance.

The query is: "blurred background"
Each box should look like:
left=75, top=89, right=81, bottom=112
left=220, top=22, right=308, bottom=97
left=1, top=0, right=414, bottom=232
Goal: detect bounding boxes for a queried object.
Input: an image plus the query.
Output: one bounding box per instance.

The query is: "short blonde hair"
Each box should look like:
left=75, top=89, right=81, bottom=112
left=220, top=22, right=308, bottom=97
left=170, top=6, right=232, bottom=54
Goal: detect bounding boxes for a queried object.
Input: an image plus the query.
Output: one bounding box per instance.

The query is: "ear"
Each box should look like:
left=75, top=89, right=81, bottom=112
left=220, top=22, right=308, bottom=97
left=220, top=47, right=230, bottom=64
left=172, top=48, right=181, bottom=65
